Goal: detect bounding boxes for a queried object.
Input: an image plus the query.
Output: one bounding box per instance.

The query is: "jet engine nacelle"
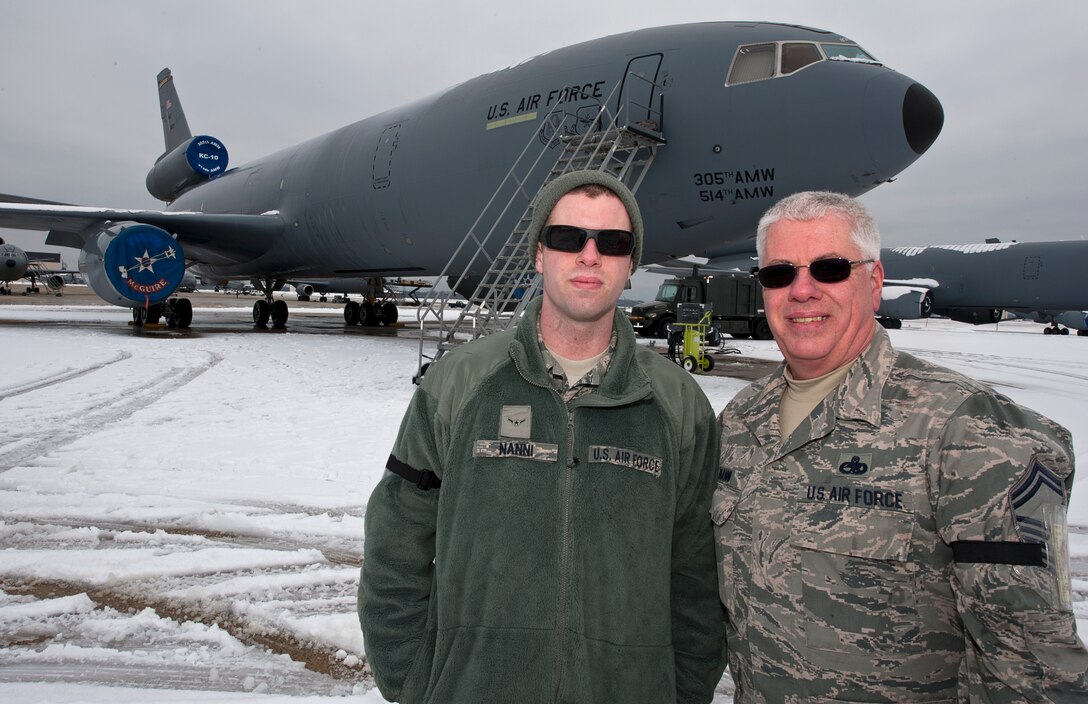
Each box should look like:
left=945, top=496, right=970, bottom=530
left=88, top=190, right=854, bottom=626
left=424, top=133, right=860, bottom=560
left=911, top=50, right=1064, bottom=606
left=878, top=285, right=932, bottom=320
left=79, top=223, right=186, bottom=307
left=945, top=307, right=1004, bottom=325
left=0, top=243, right=29, bottom=282
left=146, top=134, right=229, bottom=202
left=295, top=283, right=315, bottom=297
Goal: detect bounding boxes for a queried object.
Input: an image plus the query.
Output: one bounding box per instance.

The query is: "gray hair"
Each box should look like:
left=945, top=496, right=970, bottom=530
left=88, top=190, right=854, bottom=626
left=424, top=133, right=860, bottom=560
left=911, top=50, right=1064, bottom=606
left=755, top=191, right=880, bottom=263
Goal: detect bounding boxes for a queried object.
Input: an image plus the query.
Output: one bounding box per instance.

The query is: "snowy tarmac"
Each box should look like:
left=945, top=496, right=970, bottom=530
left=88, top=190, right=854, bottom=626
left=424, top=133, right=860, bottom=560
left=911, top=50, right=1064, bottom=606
left=1, top=298, right=1085, bottom=702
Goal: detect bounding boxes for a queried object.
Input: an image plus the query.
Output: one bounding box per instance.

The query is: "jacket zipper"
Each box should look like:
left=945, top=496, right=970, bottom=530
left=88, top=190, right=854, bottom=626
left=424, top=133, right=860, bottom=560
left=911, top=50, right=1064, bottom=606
left=553, top=403, right=576, bottom=699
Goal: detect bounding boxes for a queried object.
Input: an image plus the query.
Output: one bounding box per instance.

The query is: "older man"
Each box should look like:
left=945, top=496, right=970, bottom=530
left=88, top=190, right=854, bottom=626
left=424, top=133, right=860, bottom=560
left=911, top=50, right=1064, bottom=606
left=360, top=170, right=725, bottom=704
left=713, top=191, right=1087, bottom=701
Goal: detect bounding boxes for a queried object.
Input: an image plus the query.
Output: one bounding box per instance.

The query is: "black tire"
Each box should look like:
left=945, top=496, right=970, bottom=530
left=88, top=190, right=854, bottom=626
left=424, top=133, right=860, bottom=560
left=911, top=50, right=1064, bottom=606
left=681, top=356, right=698, bottom=372
left=132, top=306, right=147, bottom=327
left=344, top=301, right=360, bottom=325
left=1060, top=327, right=1070, bottom=335
left=382, top=302, right=399, bottom=325
left=654, top=317, right=676, bottom=339
left=752, top=318, right=773, bottom=340
left=700, top=355, right=715, bottom=372
left=360, top=302, right=377, bottom=326
left=1044, top=327, right=1053, bottom=335
left=731, top=332, right=751, bottom=340
left=1078, top=329, right=1088, bottom=337
left=271, top=299, right=289, bottom=328
left=174, top=298, right=193, bottom=328
left=253, top=300, right=271, bottom=327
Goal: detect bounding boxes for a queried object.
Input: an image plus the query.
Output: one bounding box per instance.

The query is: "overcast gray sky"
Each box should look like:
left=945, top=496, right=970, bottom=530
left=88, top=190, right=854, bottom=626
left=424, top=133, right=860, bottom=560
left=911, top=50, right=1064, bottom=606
left=2, top=1, right=1086, bottom=299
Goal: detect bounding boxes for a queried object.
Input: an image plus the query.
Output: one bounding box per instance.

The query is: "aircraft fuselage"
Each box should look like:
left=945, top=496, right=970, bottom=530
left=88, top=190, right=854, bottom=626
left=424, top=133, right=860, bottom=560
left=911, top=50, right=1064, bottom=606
left=173, top=22, right=940, bottom=281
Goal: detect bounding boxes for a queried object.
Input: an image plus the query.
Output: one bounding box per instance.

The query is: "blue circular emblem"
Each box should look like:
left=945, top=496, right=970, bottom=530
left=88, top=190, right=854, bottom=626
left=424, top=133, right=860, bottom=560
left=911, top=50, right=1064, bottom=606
left=185, top=135, right=228, bottom=177
left=103, top=225, right=186, bottom=305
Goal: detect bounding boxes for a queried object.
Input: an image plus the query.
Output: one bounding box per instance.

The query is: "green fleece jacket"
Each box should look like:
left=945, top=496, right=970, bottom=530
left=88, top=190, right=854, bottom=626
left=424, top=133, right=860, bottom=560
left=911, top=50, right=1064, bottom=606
left=359, top=299, right=725, bottom=703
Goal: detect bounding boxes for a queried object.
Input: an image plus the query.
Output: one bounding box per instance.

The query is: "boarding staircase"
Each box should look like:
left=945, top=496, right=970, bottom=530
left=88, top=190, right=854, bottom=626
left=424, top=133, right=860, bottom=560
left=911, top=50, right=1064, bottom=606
left=414, top=76, right=666, bottom=382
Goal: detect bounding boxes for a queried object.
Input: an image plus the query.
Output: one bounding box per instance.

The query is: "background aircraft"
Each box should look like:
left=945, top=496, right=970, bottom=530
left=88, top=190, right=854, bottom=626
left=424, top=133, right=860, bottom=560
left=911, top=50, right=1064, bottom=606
left=697, top=237, right=1088, bottom=333
left=878, top=240, right=1088, bottom=329
left=0, top=238, right=68, bottom=295
left=0, top=21, right=941, bottom=329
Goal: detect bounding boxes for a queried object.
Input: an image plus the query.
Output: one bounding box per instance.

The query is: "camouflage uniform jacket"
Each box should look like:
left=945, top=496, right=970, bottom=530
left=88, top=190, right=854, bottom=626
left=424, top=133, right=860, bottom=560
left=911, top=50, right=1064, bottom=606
left=713, top=326, right=1088, bottom=702
left=360, top=297, right=725, bottom=704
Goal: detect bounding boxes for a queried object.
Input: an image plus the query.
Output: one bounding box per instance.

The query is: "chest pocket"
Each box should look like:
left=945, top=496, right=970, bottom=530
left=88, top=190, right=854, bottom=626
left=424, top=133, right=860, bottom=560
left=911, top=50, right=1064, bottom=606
left=790, top=502, right=921, bottom=656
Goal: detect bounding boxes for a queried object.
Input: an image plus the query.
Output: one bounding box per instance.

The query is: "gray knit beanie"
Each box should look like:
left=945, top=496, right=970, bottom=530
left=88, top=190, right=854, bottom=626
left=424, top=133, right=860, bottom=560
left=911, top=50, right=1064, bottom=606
left=526, top=170, right=643, bottom=270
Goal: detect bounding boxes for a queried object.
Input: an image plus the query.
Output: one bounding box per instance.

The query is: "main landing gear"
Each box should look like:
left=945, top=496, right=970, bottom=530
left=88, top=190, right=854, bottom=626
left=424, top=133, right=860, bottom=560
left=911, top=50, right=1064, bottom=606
left=343, top=300, right=399, bottom=327
left=252, top=277, right=289, bottom=329
left=130, top=297, right=194, bottom=328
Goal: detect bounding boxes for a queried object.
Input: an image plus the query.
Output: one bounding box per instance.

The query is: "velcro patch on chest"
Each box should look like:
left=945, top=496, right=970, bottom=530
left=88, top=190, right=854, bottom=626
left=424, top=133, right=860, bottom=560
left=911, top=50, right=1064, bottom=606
left=473, top=439, right=559, bottom=462
left=589, top=445, right=664, bottom=478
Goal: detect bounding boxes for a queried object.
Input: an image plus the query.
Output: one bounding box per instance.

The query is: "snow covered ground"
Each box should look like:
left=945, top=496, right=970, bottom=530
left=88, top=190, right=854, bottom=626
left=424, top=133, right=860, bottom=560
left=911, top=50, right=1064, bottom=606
left=1, top=302, right=1085, bottom=702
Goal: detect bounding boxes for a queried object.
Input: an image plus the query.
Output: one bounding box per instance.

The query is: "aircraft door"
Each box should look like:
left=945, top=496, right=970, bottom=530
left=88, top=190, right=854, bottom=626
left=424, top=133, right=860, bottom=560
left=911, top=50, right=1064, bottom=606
left=617, top=54, right=664, bottom=131
left=373, top=124, right=401, bottom=190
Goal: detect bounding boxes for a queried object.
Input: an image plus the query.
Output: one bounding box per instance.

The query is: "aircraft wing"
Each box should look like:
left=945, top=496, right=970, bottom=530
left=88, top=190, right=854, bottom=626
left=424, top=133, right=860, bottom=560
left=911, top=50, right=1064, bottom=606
left=0, top=197, right=284, bottom=262
left=641, top=258, right=749, bottom=276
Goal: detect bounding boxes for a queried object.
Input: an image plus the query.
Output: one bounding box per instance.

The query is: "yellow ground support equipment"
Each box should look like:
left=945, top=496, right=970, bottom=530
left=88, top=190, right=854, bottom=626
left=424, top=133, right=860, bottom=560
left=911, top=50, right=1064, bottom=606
left=674, top=303, right=715, bottom=373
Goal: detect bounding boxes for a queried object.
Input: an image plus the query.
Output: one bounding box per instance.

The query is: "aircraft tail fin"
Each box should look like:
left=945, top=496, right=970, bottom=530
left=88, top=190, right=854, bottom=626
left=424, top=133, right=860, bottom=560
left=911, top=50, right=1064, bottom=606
left=156, top=68, right=192, bottom=153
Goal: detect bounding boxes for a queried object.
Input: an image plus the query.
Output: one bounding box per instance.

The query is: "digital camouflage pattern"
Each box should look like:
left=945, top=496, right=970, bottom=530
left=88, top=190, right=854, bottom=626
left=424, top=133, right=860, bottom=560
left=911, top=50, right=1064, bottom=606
left=539, top=326, right=617, bottom=404
left=714, top=326, right=1088, bottom=702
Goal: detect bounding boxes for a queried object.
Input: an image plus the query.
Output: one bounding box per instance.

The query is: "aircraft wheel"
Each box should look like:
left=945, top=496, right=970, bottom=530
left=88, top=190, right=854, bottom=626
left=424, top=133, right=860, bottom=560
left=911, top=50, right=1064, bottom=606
left=1060, top=327, right=1069, bottom=335
left=174, top=298, right=193, bottom=328
left=146, top=303, right=163, bottom=325
left=271, top=300, right=289, bottom=328
left=132, top=306, right=147, bottom=327
left=1044, top=326, right=1053, bottom=335
left=382, top=302, right=399, bottom=325
left=360, top=302, right=377, bottom=326
left=700, top=355, right=715, bottom=372
left=344, top=301, right=360, bottom=325
left=681, top=356, right=698, bottom=372
left=253, top=300, right=271, bottom=327
left=1079, top=330, right=1088, bottom=337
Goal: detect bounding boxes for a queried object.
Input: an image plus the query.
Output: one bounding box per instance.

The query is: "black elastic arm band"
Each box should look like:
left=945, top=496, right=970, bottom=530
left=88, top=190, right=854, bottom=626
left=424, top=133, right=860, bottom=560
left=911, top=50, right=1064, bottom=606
left=951, top=540, right=1044, bottom=566
left=386, top=454, right=441, bottom=491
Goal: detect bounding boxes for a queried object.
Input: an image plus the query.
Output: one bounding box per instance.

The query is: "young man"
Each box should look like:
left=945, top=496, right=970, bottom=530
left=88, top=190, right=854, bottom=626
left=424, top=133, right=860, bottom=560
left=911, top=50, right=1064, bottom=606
left=360, top=170, right=725, bottom=703
left=714, top=191, right=1087, bottom=701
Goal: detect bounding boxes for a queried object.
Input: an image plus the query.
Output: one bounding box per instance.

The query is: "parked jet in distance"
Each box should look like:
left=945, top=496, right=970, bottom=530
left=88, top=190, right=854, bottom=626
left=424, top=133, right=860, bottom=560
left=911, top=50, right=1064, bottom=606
left=877, top=240, right=1088, bottom=331
left=0, top=238, right=67, bottom=295
left=1007, top=309, right=1088, bottom=336
left=0, top=21, right=942, bottom=329
left=700, top=238, right=1088, bottom=334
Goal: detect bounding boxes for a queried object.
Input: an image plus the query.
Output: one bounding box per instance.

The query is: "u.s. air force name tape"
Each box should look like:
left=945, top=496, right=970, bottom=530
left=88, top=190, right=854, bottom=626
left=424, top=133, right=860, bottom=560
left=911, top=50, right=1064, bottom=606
left=588, top=446, right=663, bottom=478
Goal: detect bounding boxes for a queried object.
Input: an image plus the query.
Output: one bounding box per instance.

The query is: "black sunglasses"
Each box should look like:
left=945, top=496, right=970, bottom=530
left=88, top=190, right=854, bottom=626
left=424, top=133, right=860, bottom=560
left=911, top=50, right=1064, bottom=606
left=756, top=257, right=875, bottom=289
left=541, top=225, right=634, bottom=257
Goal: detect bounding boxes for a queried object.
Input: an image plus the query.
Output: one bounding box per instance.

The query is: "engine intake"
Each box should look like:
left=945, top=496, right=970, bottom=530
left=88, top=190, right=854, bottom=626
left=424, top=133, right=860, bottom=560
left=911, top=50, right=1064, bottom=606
left=146, top=134, right=228, bottom=202
left=79, top=223, right=186, bottom=307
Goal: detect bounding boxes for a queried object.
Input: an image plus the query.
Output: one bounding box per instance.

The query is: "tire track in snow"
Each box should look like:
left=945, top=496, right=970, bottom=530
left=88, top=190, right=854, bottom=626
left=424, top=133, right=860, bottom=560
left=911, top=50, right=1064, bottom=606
left=0, top=351, right=133, bottom=401
left=0, top=350, right=223, bottom=472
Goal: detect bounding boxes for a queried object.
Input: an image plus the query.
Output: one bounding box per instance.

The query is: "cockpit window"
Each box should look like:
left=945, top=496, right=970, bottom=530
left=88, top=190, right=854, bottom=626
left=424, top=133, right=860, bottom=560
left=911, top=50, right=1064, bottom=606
left=781, top=43, right=822, bottom=74
left=821, top=43, right=878, bottom=63
left=726, top=43, right=776, bottom=85
left=726, top=41, right=880, bottom=85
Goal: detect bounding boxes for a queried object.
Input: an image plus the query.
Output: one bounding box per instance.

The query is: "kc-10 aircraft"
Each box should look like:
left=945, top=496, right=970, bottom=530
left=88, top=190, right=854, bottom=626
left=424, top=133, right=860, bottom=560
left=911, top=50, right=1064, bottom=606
left=0, top=21, right=942, bottom=329
left=698, top=237, right=1088, bottom=333
left=877, top=240, right=1088, bottom=330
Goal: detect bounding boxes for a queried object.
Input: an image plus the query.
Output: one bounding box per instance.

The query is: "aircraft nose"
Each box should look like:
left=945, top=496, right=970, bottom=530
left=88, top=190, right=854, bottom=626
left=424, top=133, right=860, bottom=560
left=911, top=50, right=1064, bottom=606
left=903, top=82, right=943, bottom=155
